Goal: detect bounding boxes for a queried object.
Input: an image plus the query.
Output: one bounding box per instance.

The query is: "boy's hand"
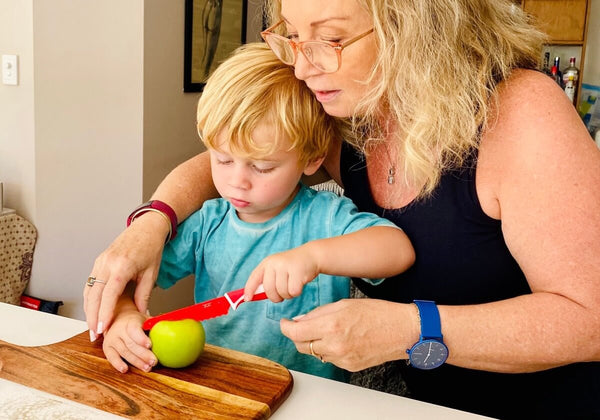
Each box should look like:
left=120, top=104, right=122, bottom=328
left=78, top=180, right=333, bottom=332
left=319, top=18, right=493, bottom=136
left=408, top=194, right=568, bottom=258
left=245, top=245, right=319, bottom=302
left=102, top=309, right=157, bottom=373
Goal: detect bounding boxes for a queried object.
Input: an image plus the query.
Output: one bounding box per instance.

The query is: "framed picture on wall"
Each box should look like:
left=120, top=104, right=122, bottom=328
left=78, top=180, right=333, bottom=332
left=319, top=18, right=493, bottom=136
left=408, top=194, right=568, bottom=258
left=184, top=0, right=248, bottom=92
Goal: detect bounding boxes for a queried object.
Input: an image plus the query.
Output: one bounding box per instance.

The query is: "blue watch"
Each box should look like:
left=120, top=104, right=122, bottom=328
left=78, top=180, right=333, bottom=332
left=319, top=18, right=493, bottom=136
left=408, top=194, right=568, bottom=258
left=406, top=300, right=449, bottom=370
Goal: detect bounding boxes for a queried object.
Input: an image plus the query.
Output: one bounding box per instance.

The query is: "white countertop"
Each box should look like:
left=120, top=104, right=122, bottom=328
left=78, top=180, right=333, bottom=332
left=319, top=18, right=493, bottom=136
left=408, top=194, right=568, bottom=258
left=0, top=302, right=490, bottom=419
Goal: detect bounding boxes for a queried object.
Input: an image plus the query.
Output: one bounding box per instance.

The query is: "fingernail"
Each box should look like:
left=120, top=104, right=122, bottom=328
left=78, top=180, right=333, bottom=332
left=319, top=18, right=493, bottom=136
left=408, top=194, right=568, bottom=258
left=89, top=329, right=97, bottom=342
left=150, top=358, right=157, bottom=366
left=96, top=321, right=104, bottom=335
left=143, top=364, right=151, bottom=372
left=292, top=314, right=305, bottom=321
left=146, top=309, right=151, bottom=316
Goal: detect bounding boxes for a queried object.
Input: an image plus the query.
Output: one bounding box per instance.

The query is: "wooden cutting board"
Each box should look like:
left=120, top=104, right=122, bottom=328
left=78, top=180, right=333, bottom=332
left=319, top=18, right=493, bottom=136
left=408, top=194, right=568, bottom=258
left=0, top=331, right=293, bottom=419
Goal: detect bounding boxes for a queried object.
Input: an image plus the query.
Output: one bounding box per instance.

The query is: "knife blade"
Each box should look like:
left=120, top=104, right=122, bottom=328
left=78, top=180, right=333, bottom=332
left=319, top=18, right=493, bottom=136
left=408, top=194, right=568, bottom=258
left=142, top=285, right=267, bottom=331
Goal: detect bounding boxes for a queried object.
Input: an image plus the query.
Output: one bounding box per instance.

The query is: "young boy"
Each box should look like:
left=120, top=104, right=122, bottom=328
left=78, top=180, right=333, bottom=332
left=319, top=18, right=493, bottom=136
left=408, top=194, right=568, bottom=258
left=102, top=43, right=414, bottom=382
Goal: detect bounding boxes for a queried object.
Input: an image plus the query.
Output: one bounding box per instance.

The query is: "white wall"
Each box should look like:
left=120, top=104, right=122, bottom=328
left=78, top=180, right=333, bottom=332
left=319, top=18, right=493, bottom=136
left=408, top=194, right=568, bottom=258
left=32, top=0, right=146, bottom=319
left=0, top=0, right=203, bottom=320
left=143, top=0, right=203, bottom=200
left=0, top=1, right=35, bottom=222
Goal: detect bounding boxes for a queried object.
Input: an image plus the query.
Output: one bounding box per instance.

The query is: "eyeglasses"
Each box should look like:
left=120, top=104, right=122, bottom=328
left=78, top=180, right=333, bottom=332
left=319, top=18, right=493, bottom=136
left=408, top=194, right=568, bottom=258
left=261, top=20, right=374, bottom=74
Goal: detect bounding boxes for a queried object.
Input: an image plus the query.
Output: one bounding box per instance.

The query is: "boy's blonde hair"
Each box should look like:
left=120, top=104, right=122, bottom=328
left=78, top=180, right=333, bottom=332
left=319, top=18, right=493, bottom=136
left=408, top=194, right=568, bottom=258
left=197, top=42, right=337, bottom=166
left=265, top=0, right=547, bottom=197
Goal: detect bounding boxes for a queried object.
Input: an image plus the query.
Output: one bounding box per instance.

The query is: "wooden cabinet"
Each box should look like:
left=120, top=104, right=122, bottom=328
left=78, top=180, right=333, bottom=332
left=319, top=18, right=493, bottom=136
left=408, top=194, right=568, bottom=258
left=517, top=0, right=592, bottom=106
left=522, top=0, right=589, bottom=42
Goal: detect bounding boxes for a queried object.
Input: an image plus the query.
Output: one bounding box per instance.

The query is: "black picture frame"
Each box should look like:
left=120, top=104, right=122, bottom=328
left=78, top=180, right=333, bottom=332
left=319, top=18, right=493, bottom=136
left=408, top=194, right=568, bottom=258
left=184, top=0, right=248, bottom=92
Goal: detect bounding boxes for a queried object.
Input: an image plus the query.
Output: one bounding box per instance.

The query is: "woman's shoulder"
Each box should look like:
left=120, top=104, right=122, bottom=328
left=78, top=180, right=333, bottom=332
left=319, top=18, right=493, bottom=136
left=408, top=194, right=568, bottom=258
left=476, top=68, right=595, bottom=217
left=493, top=69, right=572, bottom=121
left=483, top=68, right=585, bottom=150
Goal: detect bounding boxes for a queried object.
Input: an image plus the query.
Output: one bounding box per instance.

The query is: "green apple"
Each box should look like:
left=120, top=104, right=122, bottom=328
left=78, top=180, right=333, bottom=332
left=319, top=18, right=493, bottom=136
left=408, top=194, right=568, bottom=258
left=149, top=319, right=206, bottom=368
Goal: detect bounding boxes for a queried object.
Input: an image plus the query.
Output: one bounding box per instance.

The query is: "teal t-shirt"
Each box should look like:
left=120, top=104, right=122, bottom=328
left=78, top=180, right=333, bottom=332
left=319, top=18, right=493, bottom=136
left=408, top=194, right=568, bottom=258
left=157, top=183, right=400, bottom=382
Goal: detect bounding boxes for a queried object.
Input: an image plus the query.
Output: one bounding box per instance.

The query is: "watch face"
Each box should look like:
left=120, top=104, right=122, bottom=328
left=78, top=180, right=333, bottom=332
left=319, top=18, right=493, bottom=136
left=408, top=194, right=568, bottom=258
left=409, top=339, right=448, bottom=370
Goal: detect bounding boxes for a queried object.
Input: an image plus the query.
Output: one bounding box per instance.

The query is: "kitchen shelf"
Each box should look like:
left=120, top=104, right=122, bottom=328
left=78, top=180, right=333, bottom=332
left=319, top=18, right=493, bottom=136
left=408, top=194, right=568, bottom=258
left=516, top=0, right=592, bottom=106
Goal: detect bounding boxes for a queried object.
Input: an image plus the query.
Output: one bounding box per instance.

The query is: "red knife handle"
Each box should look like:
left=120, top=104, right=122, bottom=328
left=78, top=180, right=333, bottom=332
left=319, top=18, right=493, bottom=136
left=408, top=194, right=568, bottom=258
left=225, top=285, right=267, bottom=310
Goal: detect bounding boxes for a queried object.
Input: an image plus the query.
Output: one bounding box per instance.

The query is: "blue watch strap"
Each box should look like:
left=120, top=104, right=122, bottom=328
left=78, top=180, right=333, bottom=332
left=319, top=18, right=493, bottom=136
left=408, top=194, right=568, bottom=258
left=414, top=300, right=443, bottom=340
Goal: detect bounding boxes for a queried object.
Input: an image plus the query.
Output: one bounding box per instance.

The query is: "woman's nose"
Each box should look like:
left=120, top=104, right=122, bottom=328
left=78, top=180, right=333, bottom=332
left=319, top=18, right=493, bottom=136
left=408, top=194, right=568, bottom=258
left=293, top=49, right=322, bottom=81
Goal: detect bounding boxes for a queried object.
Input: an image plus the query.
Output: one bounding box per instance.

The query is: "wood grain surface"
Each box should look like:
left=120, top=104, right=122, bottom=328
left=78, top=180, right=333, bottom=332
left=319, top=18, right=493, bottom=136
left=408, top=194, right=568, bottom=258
left=0, top=332, right=293, bottom=419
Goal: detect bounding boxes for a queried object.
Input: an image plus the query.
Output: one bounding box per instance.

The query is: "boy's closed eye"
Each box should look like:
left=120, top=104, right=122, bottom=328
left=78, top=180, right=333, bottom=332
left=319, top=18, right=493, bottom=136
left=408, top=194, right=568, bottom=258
left=252, top=164, right=276, bottom=174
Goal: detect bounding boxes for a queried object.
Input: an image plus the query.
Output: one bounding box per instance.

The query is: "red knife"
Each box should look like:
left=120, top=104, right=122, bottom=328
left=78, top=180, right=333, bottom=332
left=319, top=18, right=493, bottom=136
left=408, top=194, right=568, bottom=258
left=142, top=285, right=267, bottom=331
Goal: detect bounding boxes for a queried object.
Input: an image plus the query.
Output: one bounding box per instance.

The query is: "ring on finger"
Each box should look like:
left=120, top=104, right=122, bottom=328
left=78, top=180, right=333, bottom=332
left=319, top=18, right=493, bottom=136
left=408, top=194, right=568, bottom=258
left=309, top=340, right=316, bottom=357
left=309, top=340, right=326, bottom=363
left=86, top=276, right=107, bottom=287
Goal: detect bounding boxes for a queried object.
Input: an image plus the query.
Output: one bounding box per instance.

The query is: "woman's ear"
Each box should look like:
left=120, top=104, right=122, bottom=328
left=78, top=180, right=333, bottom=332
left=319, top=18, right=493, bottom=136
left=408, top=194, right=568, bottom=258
left=303, top=156, right=326, bottom=176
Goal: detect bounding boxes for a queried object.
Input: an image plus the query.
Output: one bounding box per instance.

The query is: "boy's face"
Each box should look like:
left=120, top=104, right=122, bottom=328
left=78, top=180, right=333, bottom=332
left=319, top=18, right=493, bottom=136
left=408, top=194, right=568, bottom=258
left=209, top=121, right=322, bottom=223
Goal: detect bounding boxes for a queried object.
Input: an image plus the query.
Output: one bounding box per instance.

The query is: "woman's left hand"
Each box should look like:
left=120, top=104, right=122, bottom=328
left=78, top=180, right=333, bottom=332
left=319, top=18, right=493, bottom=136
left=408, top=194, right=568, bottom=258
left=280, top=298, right=419, bottom=372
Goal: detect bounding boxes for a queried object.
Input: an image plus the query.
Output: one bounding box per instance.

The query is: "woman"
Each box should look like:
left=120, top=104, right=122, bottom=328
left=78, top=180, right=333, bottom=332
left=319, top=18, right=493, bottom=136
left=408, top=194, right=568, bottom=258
left=84, top=1, right=600, bottom=417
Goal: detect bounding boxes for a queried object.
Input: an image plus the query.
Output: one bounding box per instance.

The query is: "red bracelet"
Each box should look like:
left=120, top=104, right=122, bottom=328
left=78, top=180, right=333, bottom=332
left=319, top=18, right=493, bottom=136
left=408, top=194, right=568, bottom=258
left=127, top=200, right=178, bottom=241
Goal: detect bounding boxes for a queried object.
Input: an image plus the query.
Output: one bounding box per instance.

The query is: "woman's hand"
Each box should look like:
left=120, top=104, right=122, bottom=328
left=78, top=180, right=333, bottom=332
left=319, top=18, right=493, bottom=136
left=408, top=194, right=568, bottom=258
left=102, top=302, right=157, bottom=373
left=280, top=298, right=420, bottom=372
left=83, top=212, right=168, bottom=340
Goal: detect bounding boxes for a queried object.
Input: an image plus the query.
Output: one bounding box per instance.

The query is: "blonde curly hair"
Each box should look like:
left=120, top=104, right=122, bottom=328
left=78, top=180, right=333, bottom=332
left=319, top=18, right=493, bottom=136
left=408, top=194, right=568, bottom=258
left=265, top=0, right=547, bottom=197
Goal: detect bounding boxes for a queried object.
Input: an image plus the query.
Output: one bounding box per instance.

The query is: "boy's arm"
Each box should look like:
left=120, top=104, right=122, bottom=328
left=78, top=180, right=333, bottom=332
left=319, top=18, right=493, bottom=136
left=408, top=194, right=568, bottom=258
left=244, top=226, right=414, bottom=302
left=102, top=286, right=156, bottom=373
left=307, top=226, right=414, bottom=279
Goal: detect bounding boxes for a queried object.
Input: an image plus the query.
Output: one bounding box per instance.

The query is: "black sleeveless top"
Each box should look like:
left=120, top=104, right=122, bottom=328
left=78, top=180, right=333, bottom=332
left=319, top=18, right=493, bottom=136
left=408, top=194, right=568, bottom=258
left=340, top=142, right=600, bottom=419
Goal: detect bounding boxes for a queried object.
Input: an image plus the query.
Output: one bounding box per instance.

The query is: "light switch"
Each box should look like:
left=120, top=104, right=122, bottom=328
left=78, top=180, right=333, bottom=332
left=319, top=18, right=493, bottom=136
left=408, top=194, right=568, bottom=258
left=2, top=55, right=18, bottom=86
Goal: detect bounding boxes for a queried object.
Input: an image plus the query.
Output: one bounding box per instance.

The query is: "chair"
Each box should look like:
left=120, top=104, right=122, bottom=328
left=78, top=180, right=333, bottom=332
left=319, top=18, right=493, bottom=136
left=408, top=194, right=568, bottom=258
left=0, top=213, right=37, bottom=305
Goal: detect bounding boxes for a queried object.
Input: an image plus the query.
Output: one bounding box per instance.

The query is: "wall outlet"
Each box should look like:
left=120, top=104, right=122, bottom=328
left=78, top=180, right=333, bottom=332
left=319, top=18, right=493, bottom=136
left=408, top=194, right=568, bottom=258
left=2, top=55, right=18, bottom=86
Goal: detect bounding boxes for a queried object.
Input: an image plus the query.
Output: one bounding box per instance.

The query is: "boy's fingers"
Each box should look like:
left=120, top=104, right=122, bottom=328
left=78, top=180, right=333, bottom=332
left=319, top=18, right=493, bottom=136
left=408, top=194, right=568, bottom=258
left=129, top=324, right=152, bottom=349
left=104, top=343, right=130, bottom=374
left=244, top=267, right=263, bottom=301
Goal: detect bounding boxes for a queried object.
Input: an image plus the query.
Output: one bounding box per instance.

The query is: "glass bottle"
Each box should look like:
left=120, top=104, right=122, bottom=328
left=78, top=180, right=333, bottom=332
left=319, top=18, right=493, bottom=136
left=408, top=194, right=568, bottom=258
left=542, top=51, right=551, bottom=75
left=564, top=75, right=576, bottom=104
left=550, top=65, right=562, bottom=86
left=562, top=57, right=579, bottom=105
left=553, top=57, right=563, bottom=88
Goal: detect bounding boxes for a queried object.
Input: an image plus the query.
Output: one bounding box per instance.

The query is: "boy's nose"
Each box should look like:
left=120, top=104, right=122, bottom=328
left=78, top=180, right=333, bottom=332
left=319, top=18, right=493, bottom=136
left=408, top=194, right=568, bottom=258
left=229, top=166, right=251, bottom=190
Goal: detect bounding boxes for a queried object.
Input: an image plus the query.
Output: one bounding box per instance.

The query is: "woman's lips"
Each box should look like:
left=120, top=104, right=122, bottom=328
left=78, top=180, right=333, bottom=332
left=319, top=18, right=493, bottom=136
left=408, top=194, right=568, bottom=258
left=229, top=198, right=250, bottom=208
left=312, top=89, right=340, bottom=103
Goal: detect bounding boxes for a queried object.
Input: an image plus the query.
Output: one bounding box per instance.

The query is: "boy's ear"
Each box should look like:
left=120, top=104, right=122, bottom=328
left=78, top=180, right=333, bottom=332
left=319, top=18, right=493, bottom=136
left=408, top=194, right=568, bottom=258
left=303, top=156, right=326, bottom=176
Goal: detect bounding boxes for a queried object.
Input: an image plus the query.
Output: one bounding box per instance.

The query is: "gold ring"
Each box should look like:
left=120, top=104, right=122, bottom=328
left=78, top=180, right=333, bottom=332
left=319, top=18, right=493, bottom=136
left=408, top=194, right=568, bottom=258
left=86, top=276, right=106, bottom=287
left=309, top=340, right=325, bottom=363
left=309, top=340, right=316, bottom=357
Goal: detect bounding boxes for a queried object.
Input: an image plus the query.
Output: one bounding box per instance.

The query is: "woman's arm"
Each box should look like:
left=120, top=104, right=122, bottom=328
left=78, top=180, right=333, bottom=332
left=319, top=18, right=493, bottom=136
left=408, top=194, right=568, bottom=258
left=441, top=70, right=600, bottom=371
left=281, top=71, right=600, bottom=373
left=84, top=151, right=218, bottom=338
left=151, top=151, right=218, bottom=222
